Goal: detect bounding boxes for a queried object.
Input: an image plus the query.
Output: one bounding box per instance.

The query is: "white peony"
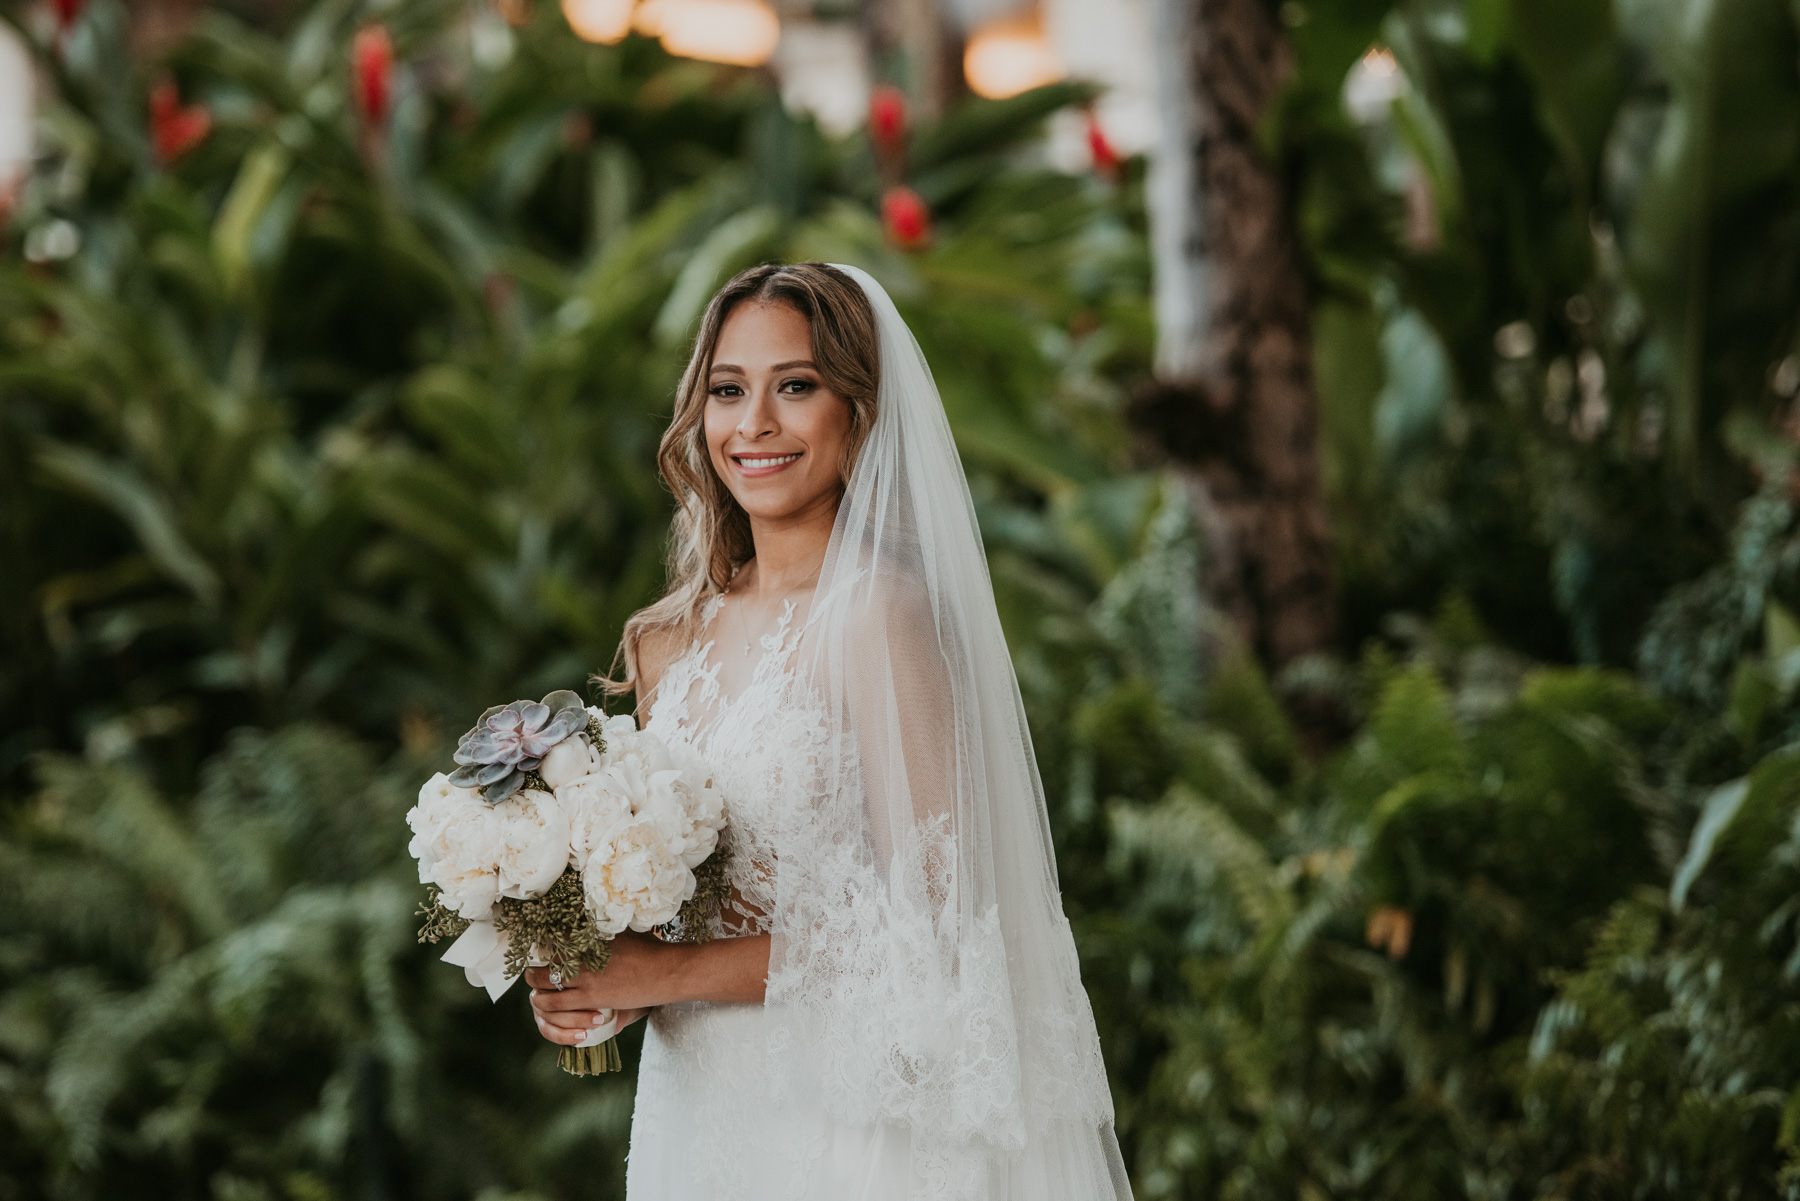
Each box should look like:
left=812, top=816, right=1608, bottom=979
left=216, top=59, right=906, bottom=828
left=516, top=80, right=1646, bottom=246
left=537, top=732, right=602, bottom=789
left=550, top=711, right=728, bottom=931
left=560, top=772, right=635, bottom=863
left=582, top=816, right=695, bottom=933
left=663, top=740, right=725, bottom=867
left=407, top=773, right=502, bottom=919
left=490, top=787, right=572, bottom=899
left=586, top=712, right=726, bottom=863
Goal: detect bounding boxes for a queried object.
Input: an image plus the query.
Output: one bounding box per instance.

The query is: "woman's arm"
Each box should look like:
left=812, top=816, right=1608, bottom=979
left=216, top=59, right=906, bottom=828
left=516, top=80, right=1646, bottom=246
left=528, top=622, right=764, bottom=1046
left=525, top=933, right=770, bottom=1045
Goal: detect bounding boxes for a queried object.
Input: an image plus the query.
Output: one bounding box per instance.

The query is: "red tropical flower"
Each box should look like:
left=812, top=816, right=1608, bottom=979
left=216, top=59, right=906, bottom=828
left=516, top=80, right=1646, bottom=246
left=149, top=80, right=212, bottom=164
left=1086, top=112, right=1121, bottom=180
left=51, top=0, right=82, bottom=30
left=881, top=186, right=931, bottom=251
left=352, top=24, right=395, bottom=127
left=869, top=85, right=907, bottom=153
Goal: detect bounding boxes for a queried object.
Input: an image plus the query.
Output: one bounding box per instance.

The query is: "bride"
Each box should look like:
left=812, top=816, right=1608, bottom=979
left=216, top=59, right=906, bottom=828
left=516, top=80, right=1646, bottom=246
left=522, top=262, right=1132, bottom=1200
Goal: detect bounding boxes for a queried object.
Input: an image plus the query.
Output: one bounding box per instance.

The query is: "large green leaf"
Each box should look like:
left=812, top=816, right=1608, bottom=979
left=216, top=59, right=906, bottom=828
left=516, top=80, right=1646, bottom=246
left=1621, top=0, right=1800, bottom=469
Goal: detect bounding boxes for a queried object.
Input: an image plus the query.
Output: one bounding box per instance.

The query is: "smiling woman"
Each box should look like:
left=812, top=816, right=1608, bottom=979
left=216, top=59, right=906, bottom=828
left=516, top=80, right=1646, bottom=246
left=606, top=262, right=881, bottom=696
left=570, top=262, right=1131, bottom=1200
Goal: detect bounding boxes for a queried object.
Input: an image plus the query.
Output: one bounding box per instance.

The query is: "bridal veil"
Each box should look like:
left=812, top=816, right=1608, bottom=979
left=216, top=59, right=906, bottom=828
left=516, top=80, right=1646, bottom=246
left=762, top=264, right=1133, bottom=1199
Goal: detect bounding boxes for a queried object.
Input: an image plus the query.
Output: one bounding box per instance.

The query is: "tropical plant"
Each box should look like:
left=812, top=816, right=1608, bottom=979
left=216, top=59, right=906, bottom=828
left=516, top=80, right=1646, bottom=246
left=1010, top=484, right=1800, bottom=1199
left=0, top=0, right=1151, bottom=1196
left=1286, top=0, right=1800, bottom=665
left=0, top=0, right=1147, bottom=798
left=6, top=0, right=1800, bottom=1198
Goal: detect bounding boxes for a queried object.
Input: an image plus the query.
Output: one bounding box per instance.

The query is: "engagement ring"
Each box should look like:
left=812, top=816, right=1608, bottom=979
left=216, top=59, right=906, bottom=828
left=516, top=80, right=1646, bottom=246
left=549, top=970, right=565, bottom=990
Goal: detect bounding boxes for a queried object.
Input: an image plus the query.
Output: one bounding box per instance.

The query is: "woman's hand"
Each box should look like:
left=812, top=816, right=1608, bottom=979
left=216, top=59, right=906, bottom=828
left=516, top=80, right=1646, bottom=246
left=529, top=999, right=650, bottom=1046
left=523, top=932, right=771, bottom=1046
left=526, top=933, right=670, bottom=1046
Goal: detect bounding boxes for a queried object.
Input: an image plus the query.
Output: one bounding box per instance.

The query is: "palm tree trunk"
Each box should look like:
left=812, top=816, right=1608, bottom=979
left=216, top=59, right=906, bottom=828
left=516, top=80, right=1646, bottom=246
left=1139, top=0, right=1335, bottom=669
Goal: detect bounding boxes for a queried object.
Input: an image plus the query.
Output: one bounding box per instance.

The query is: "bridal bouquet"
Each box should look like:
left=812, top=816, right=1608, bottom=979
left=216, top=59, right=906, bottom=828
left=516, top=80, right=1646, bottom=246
left=408, top=690, right=728, bottom=1074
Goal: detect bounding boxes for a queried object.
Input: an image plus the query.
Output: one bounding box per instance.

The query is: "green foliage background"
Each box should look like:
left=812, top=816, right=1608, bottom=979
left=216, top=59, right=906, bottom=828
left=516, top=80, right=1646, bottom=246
left=1, top=0, right=1798, bottom=1198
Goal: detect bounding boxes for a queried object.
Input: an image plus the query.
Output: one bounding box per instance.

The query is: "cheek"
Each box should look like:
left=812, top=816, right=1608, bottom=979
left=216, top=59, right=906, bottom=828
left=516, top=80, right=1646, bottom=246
left=802, top=399, right=854, bottom=471
left=702, top=404, right=733, bottom=466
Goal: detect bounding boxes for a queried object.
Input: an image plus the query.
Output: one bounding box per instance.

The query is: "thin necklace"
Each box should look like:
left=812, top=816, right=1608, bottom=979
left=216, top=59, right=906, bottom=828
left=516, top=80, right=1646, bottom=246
left=722, top=588, right=755, bottom=658
left=736, top=595, right=755, bottom=658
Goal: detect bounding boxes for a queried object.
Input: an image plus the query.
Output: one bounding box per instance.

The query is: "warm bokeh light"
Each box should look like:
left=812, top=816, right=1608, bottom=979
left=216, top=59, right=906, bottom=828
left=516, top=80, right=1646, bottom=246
left=963, top=16, right=1062, bottom=100
left=631, top=0, right=663, bottom=36
left=561, top=0, right=634, bottom=44
left=649, top=0, right=779, bottom=66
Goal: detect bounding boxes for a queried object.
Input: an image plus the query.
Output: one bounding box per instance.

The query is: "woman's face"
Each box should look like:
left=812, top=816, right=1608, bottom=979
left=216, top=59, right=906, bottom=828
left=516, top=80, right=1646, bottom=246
left=704, top=301, right=853, bottom=527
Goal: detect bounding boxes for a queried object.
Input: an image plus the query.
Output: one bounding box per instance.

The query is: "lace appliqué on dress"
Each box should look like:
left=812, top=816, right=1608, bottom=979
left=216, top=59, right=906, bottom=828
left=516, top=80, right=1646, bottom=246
left=649, top=597, right=822, bottom=939
left=641, top=596, right=1114, bottom=1201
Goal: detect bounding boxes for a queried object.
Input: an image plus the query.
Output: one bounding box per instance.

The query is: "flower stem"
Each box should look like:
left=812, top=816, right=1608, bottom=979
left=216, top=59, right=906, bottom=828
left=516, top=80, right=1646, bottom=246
left=558, top=1037, right=623, bottom=1075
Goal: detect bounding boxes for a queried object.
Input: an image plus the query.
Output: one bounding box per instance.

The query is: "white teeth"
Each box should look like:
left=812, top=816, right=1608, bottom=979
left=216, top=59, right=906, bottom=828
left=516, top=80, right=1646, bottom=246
left=737, top=453, right=801, bottom=469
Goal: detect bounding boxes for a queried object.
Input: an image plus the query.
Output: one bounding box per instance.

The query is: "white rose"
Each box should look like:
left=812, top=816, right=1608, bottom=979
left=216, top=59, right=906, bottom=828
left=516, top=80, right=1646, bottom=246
left=490, top=788, right=572, bottom=899
left=538, top=732, right=601, bottom=789
left=582, top=816, right=695, bottom=934
left=406, top=773, right=501, bottom=918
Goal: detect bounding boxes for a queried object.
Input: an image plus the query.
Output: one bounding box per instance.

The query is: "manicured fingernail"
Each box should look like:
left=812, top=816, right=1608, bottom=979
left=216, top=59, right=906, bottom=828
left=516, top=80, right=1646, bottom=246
left=592, top=1014, right=608, bottom=1025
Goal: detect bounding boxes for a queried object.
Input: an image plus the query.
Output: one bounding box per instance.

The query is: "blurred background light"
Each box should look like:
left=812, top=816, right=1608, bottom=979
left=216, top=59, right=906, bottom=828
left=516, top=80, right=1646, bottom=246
left=772, top=19, right=870, bottom=136
left=636, top=0, right=779, bottom=65
left=560, top=0, right=780, bottom=65
left=561, top=0, right=634, bottom=44
left=631, top=0, right=664, bottom=35
left=963, top=14, right=1063, bottom=100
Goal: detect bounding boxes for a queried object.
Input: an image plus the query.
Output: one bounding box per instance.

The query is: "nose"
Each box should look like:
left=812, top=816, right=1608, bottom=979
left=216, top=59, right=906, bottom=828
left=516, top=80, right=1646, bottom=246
left=736, top=384, right=779, bottom=441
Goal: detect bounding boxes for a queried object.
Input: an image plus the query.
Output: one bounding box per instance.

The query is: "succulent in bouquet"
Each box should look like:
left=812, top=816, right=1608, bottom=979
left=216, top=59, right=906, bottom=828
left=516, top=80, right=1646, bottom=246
left=409, top=690, right=729, bottom=1074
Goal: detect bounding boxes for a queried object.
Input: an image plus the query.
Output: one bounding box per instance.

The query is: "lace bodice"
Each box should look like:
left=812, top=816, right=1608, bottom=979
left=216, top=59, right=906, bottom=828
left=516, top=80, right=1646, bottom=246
left=644, top=594, right=830, bottom=937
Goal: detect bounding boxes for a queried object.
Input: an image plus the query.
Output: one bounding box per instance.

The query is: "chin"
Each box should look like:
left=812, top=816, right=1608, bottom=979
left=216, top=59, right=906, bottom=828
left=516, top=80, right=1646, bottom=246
left=733, top=476, right=839, bottom=523
left=738, top=492, right=813, bottom=522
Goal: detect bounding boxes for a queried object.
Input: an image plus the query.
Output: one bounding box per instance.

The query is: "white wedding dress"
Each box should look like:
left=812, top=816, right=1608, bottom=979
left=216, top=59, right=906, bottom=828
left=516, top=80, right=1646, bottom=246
left=629, top=594, right=921, bottom=1200
left=622, top=264, right=1131, bottom=1201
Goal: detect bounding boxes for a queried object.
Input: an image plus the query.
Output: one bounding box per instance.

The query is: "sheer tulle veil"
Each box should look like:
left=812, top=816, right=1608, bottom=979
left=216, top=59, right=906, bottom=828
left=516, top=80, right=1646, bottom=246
left=762, top=264, right=1133, bottom=1198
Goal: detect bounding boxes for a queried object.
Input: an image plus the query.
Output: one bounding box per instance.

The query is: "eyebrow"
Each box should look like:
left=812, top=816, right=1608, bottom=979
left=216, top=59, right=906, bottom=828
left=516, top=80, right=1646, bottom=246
left=709, top=359, right=818, bottom=375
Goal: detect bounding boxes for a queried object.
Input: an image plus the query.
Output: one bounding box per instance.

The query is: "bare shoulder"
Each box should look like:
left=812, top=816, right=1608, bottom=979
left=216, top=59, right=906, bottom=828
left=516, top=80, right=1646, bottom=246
left=860, top=567, right=938, bottom=643
left=632, top=623, right=689, bottom=723
left=828, top=569, right=945, bottom=682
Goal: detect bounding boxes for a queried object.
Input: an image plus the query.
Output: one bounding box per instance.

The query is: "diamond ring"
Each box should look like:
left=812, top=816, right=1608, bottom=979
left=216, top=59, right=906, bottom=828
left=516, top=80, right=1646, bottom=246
left=549, top=969, right=565, bottom=990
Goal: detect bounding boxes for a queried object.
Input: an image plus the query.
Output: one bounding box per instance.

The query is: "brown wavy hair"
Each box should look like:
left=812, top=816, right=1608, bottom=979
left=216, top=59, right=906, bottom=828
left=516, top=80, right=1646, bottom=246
left=605, top=262, right=881, bottom=699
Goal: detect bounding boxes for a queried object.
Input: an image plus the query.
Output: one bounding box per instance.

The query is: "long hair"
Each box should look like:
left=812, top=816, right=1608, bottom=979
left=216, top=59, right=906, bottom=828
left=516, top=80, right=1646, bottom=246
left=605, top=262, right=882, bottom=699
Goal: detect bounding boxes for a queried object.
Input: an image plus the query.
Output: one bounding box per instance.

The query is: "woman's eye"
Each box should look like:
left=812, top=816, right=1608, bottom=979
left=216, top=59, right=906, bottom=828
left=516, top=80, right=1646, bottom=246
left=779, top=378, right=815, bottom=395
left=709, top=383, right=743, bottom=398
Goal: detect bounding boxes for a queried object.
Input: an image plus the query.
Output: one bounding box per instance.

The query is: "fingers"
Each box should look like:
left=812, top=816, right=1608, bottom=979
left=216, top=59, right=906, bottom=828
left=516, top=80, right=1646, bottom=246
left=534, top=1010, right=591, bottom=1046
left=532, top=1005, right=634, bottom=1045
left=523, top=965, right=585, bottom=991
left=529, top=988, right=617, bottom=1025
left=528, top=985, right=598, bottom=1014
left=533, top=1003, right=603, bottom=1031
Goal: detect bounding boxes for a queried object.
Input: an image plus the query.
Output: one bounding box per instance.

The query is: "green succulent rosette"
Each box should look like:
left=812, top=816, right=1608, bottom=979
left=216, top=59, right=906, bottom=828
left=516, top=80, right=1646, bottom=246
left=449, top=689, right=588, bottom=803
